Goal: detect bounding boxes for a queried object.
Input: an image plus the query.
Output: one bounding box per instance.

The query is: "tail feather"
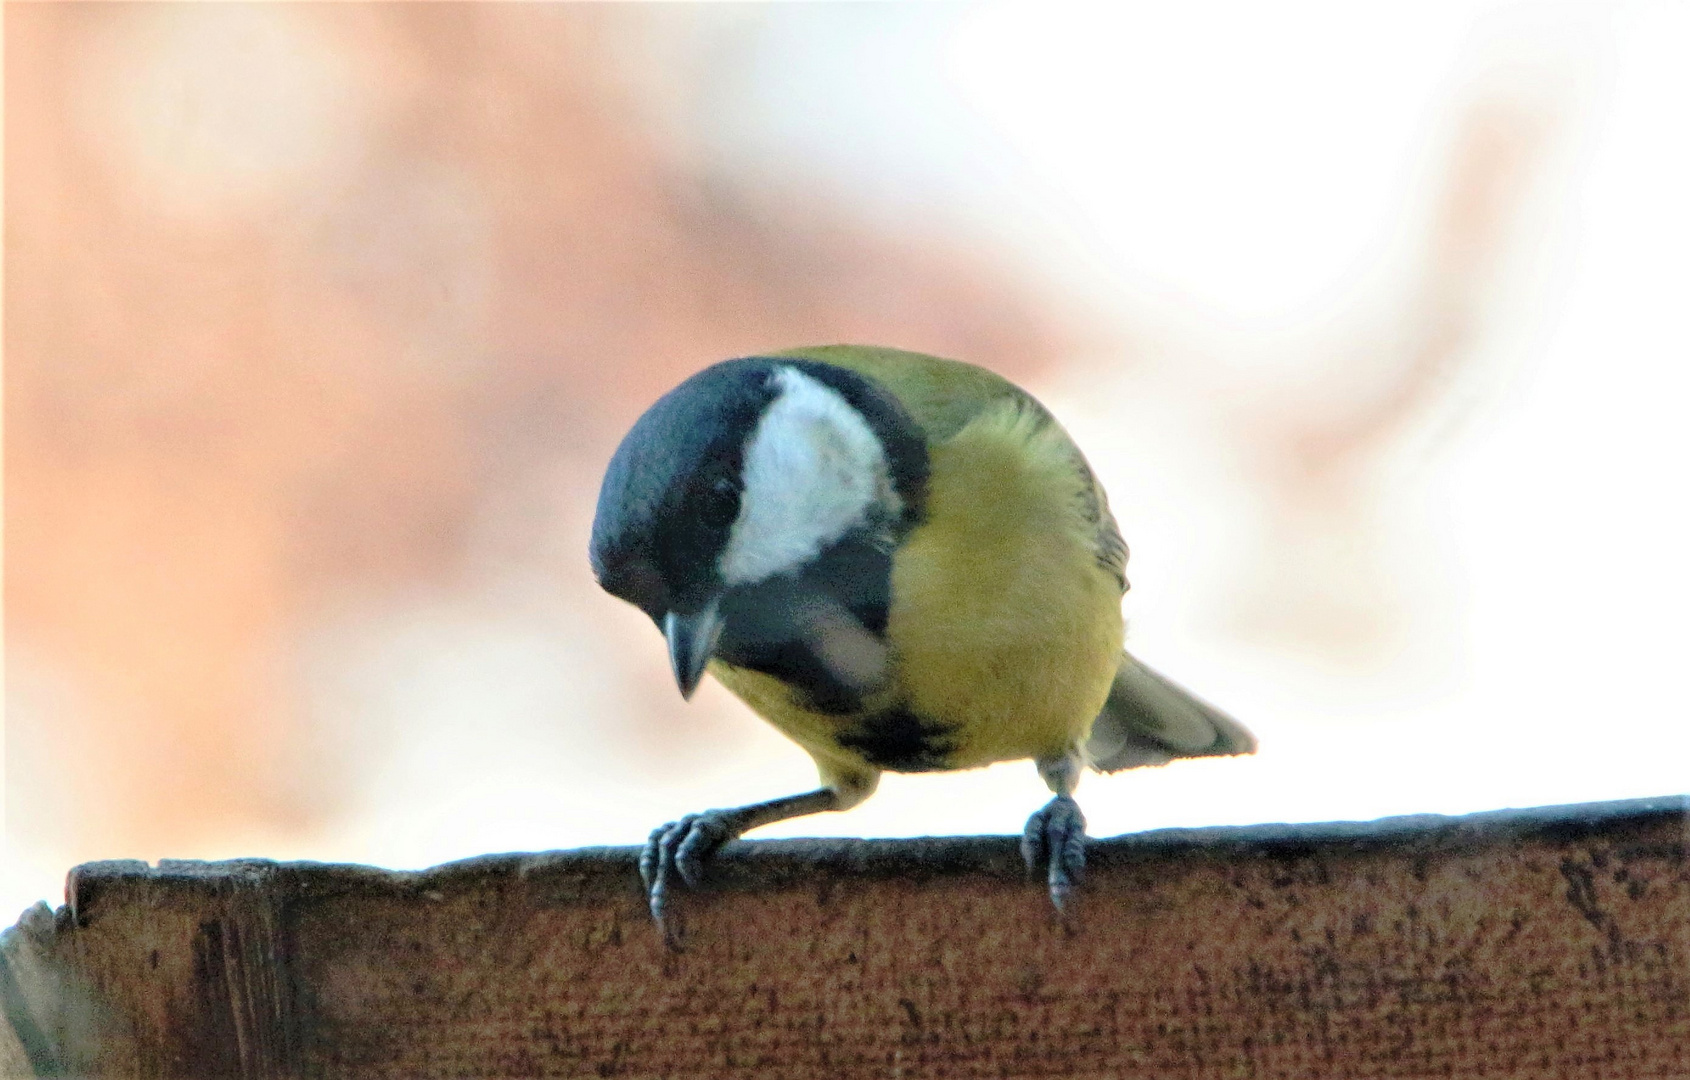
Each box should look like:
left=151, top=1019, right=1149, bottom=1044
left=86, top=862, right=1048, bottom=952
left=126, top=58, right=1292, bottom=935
left=1084, top=651, right=1256, bottom=772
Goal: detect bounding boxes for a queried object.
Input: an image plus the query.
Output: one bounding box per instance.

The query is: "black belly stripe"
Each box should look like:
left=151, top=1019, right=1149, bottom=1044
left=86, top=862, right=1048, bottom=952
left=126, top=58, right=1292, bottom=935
left=836, top=707, right=956, bottom=772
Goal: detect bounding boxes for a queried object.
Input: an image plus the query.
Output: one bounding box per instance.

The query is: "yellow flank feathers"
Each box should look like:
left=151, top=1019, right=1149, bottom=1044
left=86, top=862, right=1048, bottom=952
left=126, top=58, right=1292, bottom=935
left=705, top=661, right=886, bottom=792
left=887, top=396, right=1124, bottom=767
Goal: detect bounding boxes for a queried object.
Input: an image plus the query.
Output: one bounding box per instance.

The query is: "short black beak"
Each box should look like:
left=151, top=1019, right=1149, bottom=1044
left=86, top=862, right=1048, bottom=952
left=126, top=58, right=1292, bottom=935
left=663, top=598, right=724, bottom=700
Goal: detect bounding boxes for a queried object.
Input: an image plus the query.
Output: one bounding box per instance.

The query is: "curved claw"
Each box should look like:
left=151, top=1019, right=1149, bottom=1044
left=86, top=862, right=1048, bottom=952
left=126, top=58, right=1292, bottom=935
left=1021, top=794, right=1087, bottom=912
left=639, top=810, right=736, bottom=941
left=675, top=815, right=731, bottom=888
left=639, top=823, right=666, bottom=892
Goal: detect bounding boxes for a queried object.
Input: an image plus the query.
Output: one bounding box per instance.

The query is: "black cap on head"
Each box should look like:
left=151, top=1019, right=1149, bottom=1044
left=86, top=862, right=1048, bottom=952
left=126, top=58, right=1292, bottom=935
left=590, top=358, right=783, bottom=621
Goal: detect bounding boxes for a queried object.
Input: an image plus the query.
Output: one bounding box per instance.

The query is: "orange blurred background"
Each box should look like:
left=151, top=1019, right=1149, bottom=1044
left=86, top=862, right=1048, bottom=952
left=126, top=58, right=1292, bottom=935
left=5, top=3, right=1687, bottom=918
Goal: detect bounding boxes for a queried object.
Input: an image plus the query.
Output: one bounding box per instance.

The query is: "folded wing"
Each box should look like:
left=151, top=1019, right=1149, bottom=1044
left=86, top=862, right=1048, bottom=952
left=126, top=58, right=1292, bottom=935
left=1085, top=651, right=1257, bottom=771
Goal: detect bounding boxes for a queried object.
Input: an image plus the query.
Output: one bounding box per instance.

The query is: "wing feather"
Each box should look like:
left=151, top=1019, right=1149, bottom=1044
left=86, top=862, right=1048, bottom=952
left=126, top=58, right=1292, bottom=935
left=1085, top=651, right=1256, bottom=771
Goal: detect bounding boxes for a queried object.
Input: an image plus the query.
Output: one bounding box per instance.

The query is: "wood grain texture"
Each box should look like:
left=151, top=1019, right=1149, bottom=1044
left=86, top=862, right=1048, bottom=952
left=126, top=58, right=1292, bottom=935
left=3, top=797, right=1686, bottom=1079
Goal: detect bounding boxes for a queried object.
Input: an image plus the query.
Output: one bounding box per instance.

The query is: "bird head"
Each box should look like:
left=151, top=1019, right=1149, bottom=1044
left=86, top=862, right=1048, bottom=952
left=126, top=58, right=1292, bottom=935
left=590, top=356, right=927, bottom=699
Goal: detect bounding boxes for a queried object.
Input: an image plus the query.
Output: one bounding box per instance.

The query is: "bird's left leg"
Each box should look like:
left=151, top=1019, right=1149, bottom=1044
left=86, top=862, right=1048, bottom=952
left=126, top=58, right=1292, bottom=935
left=640, top=768, right=878, bottom=941
left=1021, top=751, right=1087, bottom=911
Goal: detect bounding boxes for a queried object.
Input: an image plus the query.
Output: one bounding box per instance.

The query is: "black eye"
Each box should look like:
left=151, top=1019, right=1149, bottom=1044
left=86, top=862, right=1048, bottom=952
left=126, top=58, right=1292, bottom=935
left=700, top=476, right=741, bottom=528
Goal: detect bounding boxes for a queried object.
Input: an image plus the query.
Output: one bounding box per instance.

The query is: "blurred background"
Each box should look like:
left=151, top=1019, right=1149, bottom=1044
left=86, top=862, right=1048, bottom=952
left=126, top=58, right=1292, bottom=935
left=5, top=2, right=1687, bottom=919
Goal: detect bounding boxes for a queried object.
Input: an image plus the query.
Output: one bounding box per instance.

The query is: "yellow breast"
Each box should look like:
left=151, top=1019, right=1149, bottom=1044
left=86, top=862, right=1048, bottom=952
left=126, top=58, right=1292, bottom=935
left=885, top=396, right=1124, bottom=768
left=711, top=393, right=1124, bottom=777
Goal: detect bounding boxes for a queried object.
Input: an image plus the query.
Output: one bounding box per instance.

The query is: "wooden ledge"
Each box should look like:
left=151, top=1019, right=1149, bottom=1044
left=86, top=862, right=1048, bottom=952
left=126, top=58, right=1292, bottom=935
left=4, top=797, right=1686, bottom=1078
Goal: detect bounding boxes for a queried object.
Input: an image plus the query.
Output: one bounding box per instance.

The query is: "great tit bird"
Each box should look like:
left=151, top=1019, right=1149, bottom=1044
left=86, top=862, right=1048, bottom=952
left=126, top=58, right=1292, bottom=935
left=590, top=345, right=1254, bottom=933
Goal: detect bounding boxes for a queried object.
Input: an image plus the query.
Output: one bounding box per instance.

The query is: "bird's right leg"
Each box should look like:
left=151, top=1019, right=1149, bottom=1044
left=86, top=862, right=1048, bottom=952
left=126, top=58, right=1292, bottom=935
left=640, top=767, right=877, bottom=943
left=1021, top=751, right=1087, bottom=912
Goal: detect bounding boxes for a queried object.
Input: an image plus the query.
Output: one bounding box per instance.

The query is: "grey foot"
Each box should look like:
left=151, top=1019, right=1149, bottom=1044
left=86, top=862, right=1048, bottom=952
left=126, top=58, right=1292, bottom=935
left=639, top=811, right=735, bottom=940
left=1020, top=794, right=1087, bottom=912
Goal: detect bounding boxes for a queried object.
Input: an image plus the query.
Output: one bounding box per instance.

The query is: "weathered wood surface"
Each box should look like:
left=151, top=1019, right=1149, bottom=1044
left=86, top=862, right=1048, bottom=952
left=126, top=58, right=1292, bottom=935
left=2, top=797, right=1686, bottom=1079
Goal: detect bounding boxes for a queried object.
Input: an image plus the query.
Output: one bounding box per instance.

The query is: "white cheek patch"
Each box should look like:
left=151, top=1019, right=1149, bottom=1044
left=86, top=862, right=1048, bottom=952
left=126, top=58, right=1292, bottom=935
left=718, top=366, right=895, bottom=586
